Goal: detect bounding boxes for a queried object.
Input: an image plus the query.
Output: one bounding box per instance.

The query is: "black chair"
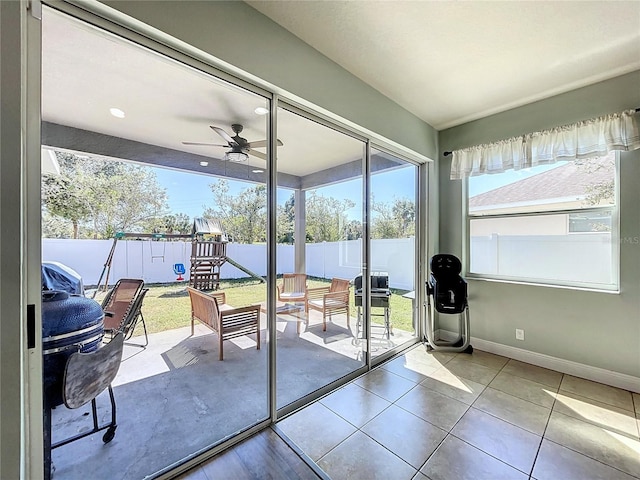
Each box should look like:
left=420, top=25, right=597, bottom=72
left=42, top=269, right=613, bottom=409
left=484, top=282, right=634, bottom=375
left=424, top=254, right=472, bottom=353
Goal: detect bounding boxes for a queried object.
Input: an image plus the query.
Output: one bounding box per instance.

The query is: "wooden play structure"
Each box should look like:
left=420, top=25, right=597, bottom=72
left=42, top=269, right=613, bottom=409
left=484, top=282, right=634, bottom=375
left=189, top=218, right=228, bottom=291
left=94, top=218, right=264, bottom=295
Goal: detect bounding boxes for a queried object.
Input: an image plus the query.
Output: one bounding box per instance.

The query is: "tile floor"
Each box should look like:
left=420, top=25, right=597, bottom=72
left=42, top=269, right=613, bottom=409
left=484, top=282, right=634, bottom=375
left=277, top=345, right=640, bottom=480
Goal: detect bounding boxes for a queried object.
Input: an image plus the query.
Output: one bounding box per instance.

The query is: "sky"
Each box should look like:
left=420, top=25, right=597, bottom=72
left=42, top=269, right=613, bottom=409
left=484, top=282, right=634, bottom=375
left=467, top=162, right=564, bottom=197
left=152, top=164, right=417, bottom=220
left=154, top=160, right=564, bottom=220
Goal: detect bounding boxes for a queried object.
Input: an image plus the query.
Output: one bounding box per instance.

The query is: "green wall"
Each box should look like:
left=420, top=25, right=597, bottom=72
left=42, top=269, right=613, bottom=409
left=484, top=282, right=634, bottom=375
left=439, top=71, right=640, bottom=377
left=99, top=0, right=438, bottom=160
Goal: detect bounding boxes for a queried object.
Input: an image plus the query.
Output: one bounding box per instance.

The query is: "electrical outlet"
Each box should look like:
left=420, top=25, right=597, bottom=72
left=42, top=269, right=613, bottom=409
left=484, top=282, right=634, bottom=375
left=515, top=329, right=525, bottom=341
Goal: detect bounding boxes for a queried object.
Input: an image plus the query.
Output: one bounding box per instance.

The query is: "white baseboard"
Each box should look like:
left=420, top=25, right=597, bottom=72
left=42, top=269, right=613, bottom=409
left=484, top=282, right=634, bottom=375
left=436, top=330, right=640, bottom=394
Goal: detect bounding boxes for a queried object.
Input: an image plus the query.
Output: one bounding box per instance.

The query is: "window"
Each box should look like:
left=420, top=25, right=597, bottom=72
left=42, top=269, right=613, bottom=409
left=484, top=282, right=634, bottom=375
left=467, top=152, right=618, bottom=290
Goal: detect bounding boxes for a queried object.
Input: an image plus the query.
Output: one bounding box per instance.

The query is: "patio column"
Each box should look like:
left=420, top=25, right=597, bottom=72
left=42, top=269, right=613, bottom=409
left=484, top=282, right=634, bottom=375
left=294, top=189, right=306, bottom=273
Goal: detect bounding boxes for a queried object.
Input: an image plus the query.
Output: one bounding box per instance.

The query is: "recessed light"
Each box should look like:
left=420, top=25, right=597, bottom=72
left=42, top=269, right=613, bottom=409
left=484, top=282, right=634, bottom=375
left=252, top=169, right=264, bottom=173
left=200, top=161, right=209, bottom=167
left=109, top=108, right=125, bottom=119
left=254, top=107, right=269, bottom=116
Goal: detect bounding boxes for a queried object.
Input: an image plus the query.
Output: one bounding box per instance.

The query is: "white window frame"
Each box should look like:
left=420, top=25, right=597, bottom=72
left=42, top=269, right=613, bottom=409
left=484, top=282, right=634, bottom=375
left=463, top=154, right=620, bottom=291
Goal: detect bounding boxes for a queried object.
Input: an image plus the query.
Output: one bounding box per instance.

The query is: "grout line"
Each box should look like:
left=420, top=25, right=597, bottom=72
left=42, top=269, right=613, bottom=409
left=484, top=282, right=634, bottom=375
left=270, top=425, right=331, bottom=480
left=454, top=433, right=538, bottom=476
left=541, top=437, right=640, bottom=480
left=527, top=371, right=562, bottom=478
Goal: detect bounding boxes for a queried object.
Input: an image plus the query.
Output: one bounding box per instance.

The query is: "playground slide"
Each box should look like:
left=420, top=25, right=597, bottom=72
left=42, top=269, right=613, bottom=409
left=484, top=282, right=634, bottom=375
left=225, top=257, right=266, bottom=283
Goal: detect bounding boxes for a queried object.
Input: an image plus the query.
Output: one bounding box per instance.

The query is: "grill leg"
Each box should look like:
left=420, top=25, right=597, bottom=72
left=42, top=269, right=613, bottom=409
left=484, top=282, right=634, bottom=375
left=43, top=400, right=53, bottom=480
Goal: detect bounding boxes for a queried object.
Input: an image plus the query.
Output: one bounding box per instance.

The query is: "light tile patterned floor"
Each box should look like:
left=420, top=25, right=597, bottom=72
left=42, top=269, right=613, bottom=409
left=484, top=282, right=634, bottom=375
left=278, top=345, right=640, bottom=480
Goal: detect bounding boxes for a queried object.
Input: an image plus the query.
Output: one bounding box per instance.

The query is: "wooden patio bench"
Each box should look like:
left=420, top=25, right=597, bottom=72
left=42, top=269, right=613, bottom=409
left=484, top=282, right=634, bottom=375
left=186, top=287, right=261, bottom=361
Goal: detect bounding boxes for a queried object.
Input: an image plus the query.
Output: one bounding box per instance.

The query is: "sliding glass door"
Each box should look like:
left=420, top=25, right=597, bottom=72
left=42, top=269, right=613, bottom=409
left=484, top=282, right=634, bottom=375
left=37, top=4, right=426, bottom=478
left=275, top=106, right=366, bottom=411
left=368, top=149, right=419, bottom=360
left=42, top=8, right=270, bottom=478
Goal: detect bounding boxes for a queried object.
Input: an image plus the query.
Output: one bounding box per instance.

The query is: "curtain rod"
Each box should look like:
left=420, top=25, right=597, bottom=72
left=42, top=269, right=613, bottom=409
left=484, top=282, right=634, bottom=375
left=443, top=107, right=640, bottom=157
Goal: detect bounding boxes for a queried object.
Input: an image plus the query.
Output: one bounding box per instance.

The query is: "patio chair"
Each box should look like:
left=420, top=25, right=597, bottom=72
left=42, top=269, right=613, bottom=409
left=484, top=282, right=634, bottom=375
left=101, top=278, right=149, bottom=347
left=187, top=287, right=261, bottom=361
left=306, top=278, right=351, bottom=331
left=277, top=273, right=308, bottom=309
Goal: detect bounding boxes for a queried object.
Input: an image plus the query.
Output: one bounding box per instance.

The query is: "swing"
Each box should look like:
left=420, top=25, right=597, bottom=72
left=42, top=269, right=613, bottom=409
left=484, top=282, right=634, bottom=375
left=149, top=238, right=166, bottom=263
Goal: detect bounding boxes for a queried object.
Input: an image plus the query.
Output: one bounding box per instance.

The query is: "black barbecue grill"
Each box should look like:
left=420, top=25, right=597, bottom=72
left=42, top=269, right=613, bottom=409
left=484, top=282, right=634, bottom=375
left=354, top=272, right=392, bottom=341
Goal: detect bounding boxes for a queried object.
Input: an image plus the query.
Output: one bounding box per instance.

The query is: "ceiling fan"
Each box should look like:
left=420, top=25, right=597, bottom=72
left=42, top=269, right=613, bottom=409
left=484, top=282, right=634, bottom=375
left=182, top=123, right=283, bottom=162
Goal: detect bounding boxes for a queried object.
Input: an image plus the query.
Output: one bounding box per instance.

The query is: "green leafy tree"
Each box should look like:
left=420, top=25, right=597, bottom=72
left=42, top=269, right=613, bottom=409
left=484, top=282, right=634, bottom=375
left=41, top=211, right=74, bottom=238
left=42, top=173, right=92, bottom=239
left=145, top=213, right=192, bottom=235
left=42, top=152, right=169, bottom=239
left=277, top=192, right=296, bottom=244
left=204, top=179, right=267, bottom=243
left=305, top=191, right=355, bottom=242
left=371, top=196, right=415, bottom=239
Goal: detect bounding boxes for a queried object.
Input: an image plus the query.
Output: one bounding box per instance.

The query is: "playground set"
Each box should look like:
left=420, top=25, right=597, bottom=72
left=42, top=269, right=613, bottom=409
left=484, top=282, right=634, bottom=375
left=93, top=218, right=264, bottom=296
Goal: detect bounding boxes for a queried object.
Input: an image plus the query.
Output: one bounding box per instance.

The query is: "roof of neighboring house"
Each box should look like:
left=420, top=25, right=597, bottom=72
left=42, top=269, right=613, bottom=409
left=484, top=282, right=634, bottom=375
left=469, top=156, right=614, bottom=208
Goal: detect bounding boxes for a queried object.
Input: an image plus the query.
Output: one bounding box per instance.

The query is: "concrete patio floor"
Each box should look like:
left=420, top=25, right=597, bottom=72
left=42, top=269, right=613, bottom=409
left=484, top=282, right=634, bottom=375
left=49, top=310, right=415, bottom=479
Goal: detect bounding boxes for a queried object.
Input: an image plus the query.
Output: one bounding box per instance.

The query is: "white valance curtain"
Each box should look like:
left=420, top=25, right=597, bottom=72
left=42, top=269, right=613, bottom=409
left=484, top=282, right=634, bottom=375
left=450, top=109, right=640, bottom=180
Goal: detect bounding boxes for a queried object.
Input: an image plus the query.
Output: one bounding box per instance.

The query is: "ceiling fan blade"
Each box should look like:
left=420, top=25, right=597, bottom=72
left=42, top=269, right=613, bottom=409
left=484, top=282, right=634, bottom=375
left=249, top=139, right=284, bottom=149
left=248, top=149, right=267, bottom=161
left=182, top=141, right=227, bottom=147
left=210, top=126, right=236, bottom=145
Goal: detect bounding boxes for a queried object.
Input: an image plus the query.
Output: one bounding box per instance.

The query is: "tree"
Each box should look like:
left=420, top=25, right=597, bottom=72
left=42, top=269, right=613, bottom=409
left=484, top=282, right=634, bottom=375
left=578, top=154, right=616, bottom=207
left=277, top=193, right=296, bottom=244
left=371, top=196, right=415, bottom=239
left=41, top=211, right=74, bottom=239
left=42, top=173, right=92, bottom=238
left=42, top=152, right=169, bottom=239
left=305, top=191, right=356, bottom=242
left=144, top=213, right=192, bottom=235
left=204, top=179, right=267, bottom=243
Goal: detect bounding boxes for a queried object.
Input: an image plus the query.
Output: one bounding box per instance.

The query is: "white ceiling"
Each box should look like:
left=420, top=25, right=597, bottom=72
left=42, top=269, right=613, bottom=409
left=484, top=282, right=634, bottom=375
left=42, top=9, right=364, bottom=178
left=247, top=0, right=640, bottom=130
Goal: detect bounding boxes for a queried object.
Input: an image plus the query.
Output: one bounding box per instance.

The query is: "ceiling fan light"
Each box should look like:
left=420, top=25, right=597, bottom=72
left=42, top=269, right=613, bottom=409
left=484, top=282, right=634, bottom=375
left=224, top=151, right=249, bottom=163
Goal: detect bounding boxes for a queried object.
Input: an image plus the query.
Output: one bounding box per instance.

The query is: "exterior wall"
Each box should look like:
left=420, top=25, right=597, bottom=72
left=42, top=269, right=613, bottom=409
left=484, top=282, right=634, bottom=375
left=439, top=71, right=640, bottom=378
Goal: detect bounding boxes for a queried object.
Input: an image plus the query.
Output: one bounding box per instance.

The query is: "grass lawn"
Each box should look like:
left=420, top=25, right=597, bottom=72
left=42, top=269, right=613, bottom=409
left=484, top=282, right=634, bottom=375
left=109, top=277, right=416, bottom=337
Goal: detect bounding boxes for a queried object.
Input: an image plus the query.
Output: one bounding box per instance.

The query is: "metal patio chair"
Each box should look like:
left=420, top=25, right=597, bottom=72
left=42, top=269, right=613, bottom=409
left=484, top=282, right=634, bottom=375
left=101, top=278, right=149, bottom=347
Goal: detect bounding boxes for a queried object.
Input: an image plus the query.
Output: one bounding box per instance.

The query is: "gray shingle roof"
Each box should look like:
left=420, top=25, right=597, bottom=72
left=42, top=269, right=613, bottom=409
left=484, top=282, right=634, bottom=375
left=469, top=156, right=614, bottom=208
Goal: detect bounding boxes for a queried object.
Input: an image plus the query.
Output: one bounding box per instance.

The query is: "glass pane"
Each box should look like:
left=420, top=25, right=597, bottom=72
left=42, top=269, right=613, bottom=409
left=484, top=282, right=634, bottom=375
left=369, top=149, right=418, bottom=359
left=469, top=211, right=616, bottom=288
left=42, top=9, right=269, bottom=478
left=468, top=153, right=616, bottom=216
left=276, top=107, right=365, bottom=410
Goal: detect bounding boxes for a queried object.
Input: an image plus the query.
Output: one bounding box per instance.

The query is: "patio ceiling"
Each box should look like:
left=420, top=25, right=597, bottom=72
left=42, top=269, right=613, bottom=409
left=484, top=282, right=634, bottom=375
left=41, top=8, right=366, bottom=186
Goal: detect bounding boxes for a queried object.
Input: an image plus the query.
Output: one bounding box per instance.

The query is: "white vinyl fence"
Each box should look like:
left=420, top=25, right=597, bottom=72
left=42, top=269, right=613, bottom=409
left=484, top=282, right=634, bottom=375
left=42, top=237, right=416, bottom=290
left=470, top=233, right=614, bottom=287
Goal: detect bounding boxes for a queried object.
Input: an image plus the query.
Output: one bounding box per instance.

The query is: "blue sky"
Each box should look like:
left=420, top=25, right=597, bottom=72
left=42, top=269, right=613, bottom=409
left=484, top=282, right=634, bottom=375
left=468, top=162, right=564, bottom=197
left=152, top=164, right=416, bottom=220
